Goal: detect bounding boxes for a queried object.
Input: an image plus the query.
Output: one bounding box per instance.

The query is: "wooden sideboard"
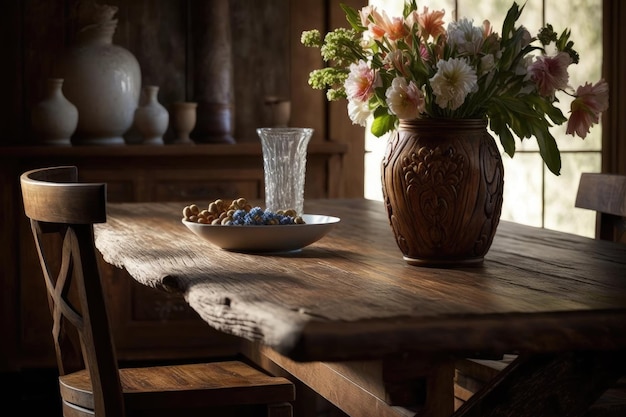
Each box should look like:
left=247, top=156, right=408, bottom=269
left=0, top=142, right=347, bottom=371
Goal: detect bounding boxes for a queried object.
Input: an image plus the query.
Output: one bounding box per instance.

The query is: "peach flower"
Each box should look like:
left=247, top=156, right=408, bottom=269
left=418, top=7, right=446, bottom=41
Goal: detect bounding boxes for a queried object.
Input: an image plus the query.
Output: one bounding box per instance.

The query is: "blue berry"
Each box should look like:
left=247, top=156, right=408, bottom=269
left=218, top=205, right=302, bottom=226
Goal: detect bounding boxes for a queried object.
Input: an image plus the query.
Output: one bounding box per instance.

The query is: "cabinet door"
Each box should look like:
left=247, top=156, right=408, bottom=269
left=99, top=258, right=241, bottom=361
left=148, top=168, right=264, bottom=202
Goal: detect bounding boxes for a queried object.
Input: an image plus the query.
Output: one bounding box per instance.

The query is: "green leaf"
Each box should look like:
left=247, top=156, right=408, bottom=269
left=499, top=126, right=516, bottom=158
left=489, top=117, right=516, bottom=158
left=501, top=2, right=523, bottom=42
left=371, top=112, right=396, bottom=137
left=526, top=94, right=567, bottom=125
left=534, top=128, right=562, bottom=176
left=340, top=4, right=363, bottom=31
left=403, top=0, right=418, bottom=17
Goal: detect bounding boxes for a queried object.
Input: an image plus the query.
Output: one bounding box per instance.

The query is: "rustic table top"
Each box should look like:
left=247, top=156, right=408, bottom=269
left=95, top=198, right=626, bottom=362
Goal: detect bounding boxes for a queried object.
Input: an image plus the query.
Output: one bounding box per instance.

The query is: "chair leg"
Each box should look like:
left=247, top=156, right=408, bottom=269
left=267, top=402, right=293, bottom=417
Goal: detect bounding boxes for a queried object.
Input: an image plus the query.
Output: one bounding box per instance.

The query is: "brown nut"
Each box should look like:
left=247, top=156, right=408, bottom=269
left=283, top=209, right=297, bottom=218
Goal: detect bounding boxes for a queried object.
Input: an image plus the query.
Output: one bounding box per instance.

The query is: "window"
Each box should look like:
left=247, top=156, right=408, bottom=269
left=365, top=0, right=603, bottom=238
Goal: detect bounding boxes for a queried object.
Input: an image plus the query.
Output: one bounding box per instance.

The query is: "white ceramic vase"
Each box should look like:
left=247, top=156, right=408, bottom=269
left=55, top=4, right=141, bottom=145
left=134, top=86, right=169, bottom=145
left=31, top=78, right=78, bottom=146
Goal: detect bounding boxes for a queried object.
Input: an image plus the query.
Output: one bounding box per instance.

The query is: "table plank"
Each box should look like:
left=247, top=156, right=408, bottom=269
left=94, top=199, right=626, bottom=361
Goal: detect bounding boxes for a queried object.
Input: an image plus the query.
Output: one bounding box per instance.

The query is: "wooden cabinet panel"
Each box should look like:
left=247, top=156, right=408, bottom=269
left=150, top=169, right=264, bottom=202
left=152, top=180, right=261, bottom=203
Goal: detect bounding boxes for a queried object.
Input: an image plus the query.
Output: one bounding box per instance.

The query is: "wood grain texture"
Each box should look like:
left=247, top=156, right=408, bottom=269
left=241, top=341, right=423, bottom=417
left=94, top=199, right=626, bottom=362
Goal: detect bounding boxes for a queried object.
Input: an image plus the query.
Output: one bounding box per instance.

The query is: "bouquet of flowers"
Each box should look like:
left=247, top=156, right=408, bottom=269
left=301, top=1, right=609, bottom=175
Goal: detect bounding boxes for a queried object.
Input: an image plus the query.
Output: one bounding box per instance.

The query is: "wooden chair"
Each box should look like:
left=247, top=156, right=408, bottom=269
left=20, top=166, right=295, bottom=417
left=575, top=172, right=626, bottom=416
left=575, top=172, right=626, bottom=243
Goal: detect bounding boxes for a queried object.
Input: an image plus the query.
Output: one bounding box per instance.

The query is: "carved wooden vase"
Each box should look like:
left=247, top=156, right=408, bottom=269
left=381, top=118, right=504, bottom=266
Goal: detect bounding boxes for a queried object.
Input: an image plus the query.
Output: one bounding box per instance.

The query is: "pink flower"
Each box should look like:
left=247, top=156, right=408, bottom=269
left=528, top=52, right=572, bottom=97
left=358, top=5, right=374, bottom=27
left=566, top=79, right=609, bottom=138
left=387, top=50, right=411, bottom=78
left=385, top=77, right=425, bottom=120
left=345, top=60, right=380, bottom=102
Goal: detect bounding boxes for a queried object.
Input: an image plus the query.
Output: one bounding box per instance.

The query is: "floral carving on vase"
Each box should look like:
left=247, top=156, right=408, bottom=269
left=404, top=144, right=466, bottom=249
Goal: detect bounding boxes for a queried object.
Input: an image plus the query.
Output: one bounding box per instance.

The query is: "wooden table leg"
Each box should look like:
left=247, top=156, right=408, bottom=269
left=241, top=340, right=456, bottom=417
left=454, top=350, right=626, bottom=417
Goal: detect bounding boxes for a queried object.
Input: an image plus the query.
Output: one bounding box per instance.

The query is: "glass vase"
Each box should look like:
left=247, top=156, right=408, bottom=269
left=257, top=127, right=313, bottom=216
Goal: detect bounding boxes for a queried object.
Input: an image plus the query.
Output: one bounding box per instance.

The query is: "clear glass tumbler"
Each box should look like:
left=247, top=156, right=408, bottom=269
left=257, top=127, right=313, bottom=216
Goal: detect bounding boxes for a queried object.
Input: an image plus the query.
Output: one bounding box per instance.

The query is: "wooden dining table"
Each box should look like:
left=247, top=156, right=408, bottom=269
left=94, top=198, right=626, bottom=417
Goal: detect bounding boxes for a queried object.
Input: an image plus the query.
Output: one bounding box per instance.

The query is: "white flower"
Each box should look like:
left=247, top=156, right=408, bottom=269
left=429, top=58, right=477, bottom=110
left=480, top=54, right=495, bottom=75
left=347, top=99, right=372, bottom=126
left=385, top=77, right=425, bottom=120
left=447, top=18, right=484, bottom=55
left=520, top=26, right=532, bottom=48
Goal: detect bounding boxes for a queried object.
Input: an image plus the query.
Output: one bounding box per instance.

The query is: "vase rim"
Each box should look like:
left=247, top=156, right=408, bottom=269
left=399, top=118, right=488, bottom=129
left=76, top=21, right=117, bottom=44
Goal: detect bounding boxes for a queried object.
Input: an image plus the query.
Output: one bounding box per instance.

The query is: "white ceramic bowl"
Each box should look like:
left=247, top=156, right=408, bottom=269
left=182, top=214, right=340, bottom=253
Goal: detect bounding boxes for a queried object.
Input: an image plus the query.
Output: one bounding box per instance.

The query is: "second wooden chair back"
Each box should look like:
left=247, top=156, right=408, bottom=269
left=20, top=166, right=294, bottom=417
left=575, top=173, right=626, bottom=244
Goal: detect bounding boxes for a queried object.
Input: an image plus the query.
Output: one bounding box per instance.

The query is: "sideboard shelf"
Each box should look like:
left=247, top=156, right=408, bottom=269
left=0, top=142, right=349, bottom=157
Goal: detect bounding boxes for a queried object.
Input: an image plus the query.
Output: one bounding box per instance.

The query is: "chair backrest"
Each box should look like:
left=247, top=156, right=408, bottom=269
left=575, top=173, right=626, bottom=243
left=20, top=166, right=125, bottom=416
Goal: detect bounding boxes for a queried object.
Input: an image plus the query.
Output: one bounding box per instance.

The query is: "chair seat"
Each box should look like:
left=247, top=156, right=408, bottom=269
left=59, top=361, right=294, bottom=411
